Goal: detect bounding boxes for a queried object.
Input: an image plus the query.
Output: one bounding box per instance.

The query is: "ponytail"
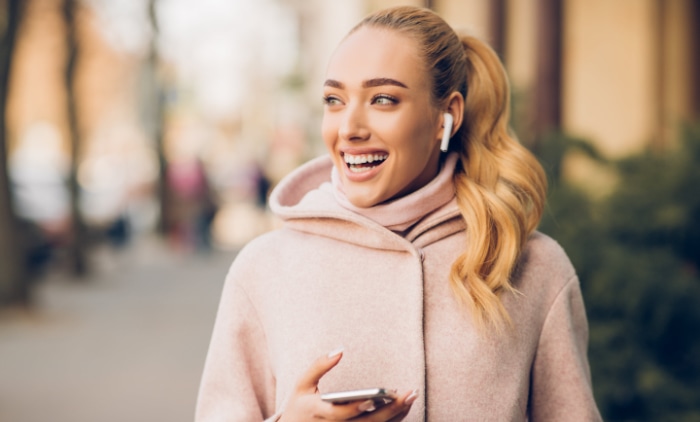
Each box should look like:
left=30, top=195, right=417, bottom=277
left=449, top=35, right=547, bottom=332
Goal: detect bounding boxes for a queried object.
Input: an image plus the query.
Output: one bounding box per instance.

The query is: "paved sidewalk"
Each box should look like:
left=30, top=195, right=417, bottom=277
left=0, top=237, right=235, bottom=422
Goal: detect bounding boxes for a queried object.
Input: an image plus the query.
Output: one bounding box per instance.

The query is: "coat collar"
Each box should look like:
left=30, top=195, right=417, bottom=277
left=269, top=155, right=465, bottom=253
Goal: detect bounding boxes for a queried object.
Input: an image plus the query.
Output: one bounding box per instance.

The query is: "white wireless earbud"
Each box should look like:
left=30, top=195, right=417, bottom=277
left=440, top=113, right=454, bottom=152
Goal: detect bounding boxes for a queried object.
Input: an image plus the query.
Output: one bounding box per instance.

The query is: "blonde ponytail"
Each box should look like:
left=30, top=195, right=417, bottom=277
left=450, top=36, right=546, bottom=332
left=355, top=7, right=547, bottom=333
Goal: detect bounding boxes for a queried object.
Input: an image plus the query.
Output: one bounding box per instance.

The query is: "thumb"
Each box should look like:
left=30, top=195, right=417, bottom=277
left=295, top=347, right=344, bottom=393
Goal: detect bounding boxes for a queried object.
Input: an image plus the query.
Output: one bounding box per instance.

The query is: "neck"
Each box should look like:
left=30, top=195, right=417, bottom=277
left=331, top=153, right=459, bottom=232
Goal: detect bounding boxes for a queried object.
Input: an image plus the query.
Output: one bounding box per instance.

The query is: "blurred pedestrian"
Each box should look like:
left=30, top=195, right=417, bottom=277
left=167, top=157, right=217, bottom=251
left=196, top=6, right=601, bottom=421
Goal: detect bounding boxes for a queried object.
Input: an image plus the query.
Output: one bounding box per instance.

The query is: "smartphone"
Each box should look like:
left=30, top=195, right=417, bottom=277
left=321, top=388, right=395, bottom=405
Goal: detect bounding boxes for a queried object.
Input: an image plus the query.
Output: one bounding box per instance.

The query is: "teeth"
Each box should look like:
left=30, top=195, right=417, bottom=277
left=343, top=153, right=388, bottom=165
left=349, top=165, right=377, bottom=173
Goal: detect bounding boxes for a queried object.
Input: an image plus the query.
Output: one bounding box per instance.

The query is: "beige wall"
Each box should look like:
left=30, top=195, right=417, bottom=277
left=563, top=0, right=658, bottom=157
left=435, top=0, right=491, bottom=40
left=504, top=0, right=537, bottom=90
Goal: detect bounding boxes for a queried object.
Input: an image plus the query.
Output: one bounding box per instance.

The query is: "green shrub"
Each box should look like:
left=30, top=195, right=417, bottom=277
left=536, top=125, right=700, bottom=421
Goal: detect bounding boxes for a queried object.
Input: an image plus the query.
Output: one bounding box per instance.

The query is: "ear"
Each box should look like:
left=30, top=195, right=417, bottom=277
left=435, top=91, right=465, bottom=152
left=444, top=91, right=464, bottom=136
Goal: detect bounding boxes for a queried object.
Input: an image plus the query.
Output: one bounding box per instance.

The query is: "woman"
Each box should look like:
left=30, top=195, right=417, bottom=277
left=196, top=6, right=601, bottom=421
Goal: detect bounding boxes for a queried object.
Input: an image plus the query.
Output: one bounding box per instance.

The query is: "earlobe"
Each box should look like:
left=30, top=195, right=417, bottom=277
left=440, top=113, right=453, bottom=152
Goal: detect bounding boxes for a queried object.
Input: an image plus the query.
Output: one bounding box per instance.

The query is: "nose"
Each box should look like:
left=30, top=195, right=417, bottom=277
left=338, top=103, right=370, bottom=142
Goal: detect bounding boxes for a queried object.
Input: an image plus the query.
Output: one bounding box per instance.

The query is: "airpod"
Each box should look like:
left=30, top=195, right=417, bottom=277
left=440, top=113, right=453, bottom=152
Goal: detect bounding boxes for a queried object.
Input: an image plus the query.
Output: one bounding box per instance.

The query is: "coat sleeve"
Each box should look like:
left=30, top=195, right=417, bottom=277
left=195, top=262, right=280, bottom=422
left=528, top=276, right=603, bottom=421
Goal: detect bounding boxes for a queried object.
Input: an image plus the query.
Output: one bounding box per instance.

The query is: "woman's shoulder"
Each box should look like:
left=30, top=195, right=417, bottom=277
left=225, top=227, right=321, bottom=285
left=525, top=231, right=572, bottom=263
left=504, top=232, right=582, bottom=325
left=231, top=228, right=299, bottom=264
left=515, top=231, right=577, bottom=290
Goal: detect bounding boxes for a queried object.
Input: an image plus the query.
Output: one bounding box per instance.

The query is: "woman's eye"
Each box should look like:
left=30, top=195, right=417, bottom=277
left=372, top=95, right=397, bottom=106
left=323, top=96, right=342, bottom=106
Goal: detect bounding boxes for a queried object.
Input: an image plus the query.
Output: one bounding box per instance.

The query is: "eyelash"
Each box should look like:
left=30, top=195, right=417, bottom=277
left=322, top=94, right=399, bottom=106
left=322, top=96, right=341, bottom=106
left=372, top=94, right=397, bottom=105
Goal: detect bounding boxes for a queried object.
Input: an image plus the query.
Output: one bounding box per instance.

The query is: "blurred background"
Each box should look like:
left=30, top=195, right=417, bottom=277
left=0, top=0, right=698, bottom=421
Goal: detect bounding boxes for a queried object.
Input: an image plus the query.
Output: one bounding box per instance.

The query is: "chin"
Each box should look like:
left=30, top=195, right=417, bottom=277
left=345, top=190, right=386, bottom=208
left=346, top=195, right=378, bottom=208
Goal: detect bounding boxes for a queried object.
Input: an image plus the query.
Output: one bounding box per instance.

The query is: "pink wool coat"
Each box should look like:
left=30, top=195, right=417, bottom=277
left=195, top=155, right=602, bottom=421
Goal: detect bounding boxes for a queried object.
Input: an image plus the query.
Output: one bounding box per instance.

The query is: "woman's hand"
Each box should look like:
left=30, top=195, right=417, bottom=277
left=279, top=348, right=418, bottom=421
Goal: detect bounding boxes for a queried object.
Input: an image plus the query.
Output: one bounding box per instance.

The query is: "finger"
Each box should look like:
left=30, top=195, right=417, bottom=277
left=295, top=347, right=344, bottom=393
left=387, top=407, right=411, bottom=422
left=313, top=399, right=379, bottom=421
left=387, top=395, right=416, bottom=422
left=355, top=389, right=418, bottom=422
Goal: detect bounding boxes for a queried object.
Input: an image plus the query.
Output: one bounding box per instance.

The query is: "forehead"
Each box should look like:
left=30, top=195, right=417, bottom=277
left=326, top=26, right=428, bottom=88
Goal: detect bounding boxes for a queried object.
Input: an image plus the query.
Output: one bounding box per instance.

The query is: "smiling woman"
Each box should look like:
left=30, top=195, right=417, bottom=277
left=195, top=6, right=602, bottom=422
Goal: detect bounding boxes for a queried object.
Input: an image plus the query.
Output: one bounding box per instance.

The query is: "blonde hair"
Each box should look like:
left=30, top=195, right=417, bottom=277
left=353, top=7, right=547, bottom=332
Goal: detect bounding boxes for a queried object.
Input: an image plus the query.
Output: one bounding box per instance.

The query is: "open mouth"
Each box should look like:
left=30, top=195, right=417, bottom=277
left=343, top=152, right=389, bottom=173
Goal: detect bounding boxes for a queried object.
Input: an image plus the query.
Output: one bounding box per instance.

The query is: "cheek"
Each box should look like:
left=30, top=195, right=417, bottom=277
left=385, top=107, right=435, bottom=139
left=321, top=115, right=337, bottom=148
left=397, top=121, right=438, bottom=154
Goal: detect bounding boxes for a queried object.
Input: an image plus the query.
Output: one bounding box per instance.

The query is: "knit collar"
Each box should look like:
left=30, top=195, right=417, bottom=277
left=330, top=153, right=458, bottom=232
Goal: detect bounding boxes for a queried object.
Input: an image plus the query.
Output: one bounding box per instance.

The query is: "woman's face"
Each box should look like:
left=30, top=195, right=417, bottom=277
left=322, top=26, right=443, bottom=208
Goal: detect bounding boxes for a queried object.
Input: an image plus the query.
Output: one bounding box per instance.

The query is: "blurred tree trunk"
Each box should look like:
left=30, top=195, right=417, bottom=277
left=63, top=0, right=87, bottom=276
left=532, top=0, right=563, bottom=149
left=0, top=0, right=27, bottom=304
left=652, top=0, right=666, bottom=151
left=489, top=0, right=506, bottom=59
left=691, top=0, right=700, bottom=119
left=148, top=0, right=170, bottom=236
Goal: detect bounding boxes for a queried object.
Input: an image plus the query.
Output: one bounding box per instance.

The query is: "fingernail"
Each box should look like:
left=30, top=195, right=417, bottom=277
left=358, top=399, right=375, bottom=412
left=405, top=389, right=419, bottom=405
left=327, top=347, right=344, bottom=358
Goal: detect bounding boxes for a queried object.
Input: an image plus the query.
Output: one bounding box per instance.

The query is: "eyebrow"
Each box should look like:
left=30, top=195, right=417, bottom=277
left=323, top=78, right=409, bottom=89
left=363, top=78, right=408, bottom=89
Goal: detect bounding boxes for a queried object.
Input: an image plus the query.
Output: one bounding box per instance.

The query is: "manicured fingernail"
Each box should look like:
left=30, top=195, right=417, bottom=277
left=327, top=347, right=344, bottom=358
left=358, top=400, right=375, bottom=412
left=405, top=389, right=419, bottom=405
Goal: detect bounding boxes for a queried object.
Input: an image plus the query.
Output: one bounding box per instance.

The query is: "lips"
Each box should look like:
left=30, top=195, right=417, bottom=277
left=342, top=152, right=388, bottom=173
